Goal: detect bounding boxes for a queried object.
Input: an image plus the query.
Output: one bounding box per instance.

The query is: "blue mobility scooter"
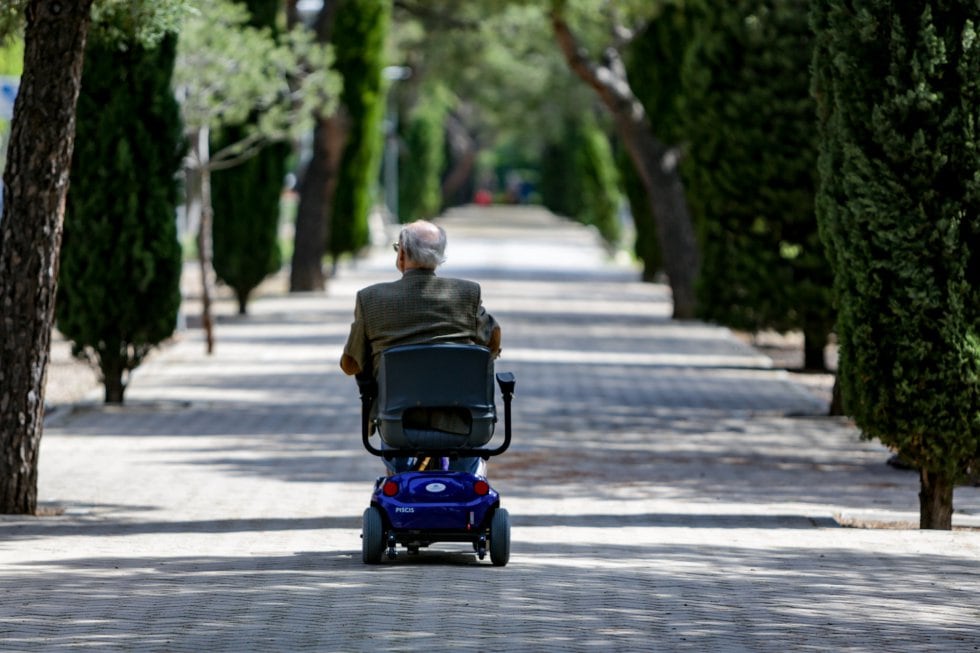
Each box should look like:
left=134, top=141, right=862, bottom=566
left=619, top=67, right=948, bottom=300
left=358, top=343, right=515, bottom=565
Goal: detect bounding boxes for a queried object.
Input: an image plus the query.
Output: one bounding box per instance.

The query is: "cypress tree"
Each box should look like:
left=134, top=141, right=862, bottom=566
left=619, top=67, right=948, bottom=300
left=575, top=116, right=621, bottom=246
left=211, top=0, right=288, bottom=314
left=812, top=1, right=980, bottom=528
left=57, top=33, right=184, bottom=404
left=397, top=88, right=447, bottom=223
left=539, top=114, right=621, bottom=246
left=683, top=0, right=834, bottom=369
left=329, top=0, right=390, bottom=259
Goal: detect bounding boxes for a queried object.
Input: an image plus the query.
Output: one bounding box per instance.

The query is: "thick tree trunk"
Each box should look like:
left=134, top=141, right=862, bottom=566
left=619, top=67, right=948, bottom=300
left=919, top=469, right=954, bottom=530
left=290, top=114, right=346, bottom=291
left=617, top=121, right=699, bottom=319
left=0, top=0, right=95, bottom=514
left=290, top=1, right=343, bottom=292
left=550, top=8, right=699, bottom=319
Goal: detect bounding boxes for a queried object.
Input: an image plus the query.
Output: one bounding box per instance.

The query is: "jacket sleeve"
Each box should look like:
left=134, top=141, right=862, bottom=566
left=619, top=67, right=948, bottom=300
left=341, top=292, right=372, bottom=375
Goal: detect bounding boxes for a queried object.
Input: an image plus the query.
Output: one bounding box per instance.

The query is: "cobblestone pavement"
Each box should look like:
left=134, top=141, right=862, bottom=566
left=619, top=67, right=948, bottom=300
left=2, top=206, right=979, bottom=652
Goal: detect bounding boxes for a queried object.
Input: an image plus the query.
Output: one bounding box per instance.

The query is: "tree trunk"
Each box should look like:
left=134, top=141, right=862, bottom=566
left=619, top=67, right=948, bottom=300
left=102, top=351, right=125, bottom=404
left=191, top=128, right=216, bottom=354
left=829, top=374, right=845, bottom=416
left=0, top=0, right=95, bottom=515
left=803, top=330, right=828, bottom=371
left=919, top=468, right=954, bottom=530
left=618, top=121, right=700, bottom=319
left=290, top=0, right=344, bottom=292
left=198, top=176, right=215, bottom=354
left=290, top=114, right=345, bottom=291
left=442, top=111, right=477, bottom=208
left=550, top=8, right=700, bottom=319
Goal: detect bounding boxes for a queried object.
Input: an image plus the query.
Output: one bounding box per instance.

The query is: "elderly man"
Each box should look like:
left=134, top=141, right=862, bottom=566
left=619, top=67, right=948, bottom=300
left=341, top=220, right=501, bottom=474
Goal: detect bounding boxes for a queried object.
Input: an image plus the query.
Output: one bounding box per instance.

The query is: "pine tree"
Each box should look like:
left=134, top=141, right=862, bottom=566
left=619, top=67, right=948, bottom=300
left=57, top=33, right=184, bottom=403
left=812, top=0, right=980, bottom=528
left=0, top=0, right=96, bottom=514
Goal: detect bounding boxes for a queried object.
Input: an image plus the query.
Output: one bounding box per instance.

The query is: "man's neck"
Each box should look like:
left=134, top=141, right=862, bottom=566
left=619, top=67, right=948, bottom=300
left=402, top=263, right=435, bottom=274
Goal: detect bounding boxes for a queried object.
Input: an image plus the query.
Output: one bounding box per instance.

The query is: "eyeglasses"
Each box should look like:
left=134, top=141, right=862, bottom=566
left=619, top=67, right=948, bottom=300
left=392, top=242, right=400, bottom=252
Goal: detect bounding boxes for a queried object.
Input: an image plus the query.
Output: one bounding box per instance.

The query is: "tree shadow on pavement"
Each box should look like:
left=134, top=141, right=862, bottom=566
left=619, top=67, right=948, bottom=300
left=0, top=541, right=976, bottom=651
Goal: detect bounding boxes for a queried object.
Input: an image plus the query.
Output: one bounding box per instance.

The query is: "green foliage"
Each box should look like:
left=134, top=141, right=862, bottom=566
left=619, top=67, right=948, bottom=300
left=1, top=0, right=193, bottom=44
left=392, top=1, right=593, bottom=173
left=397, top=85, right=448, bottom=222
left=330, top=0, right=391, bottom=258
left=174, top=0, right=339, bottom=161
left=211, top=0, right=288, bottom=314
left=623, top=1, right=692, bottom=146
left=0, top=1, right=24, bottom=42
left=90, top=0, right=193, bottom=47
left=540, top=113, right=621, bottom=246
left=812, top=0, right=980, bottom=479
left=0, top=38, right=22, bottom=172
left=682, top=0, right=834, bottom=350
left=57, top=33, right=184, bottom=401
left=0, top=38, right=23, bottom=73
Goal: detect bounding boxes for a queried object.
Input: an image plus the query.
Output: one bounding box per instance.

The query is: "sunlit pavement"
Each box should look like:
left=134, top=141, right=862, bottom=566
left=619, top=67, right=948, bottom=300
left=2, top=206, right=978, bottom=651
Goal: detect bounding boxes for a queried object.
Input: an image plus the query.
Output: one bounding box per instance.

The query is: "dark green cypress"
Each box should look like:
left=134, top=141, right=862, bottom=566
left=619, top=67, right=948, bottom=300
left=812, top=1, right=980, bottom=527
left=397, top=91, right=447, bottom=223
left=57, top=33, right=184, bottom=403
left=211, top=0, right=287, bottom=315
left=330, top=0, right=390, bottom=259
left=539, top=115, right=621, bottom=246
left=682, top=0, right=834, bottom=369
left=575, top=117, right=621, bottom=246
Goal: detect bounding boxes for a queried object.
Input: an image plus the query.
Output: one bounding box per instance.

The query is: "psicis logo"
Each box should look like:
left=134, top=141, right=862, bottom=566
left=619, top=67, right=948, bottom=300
left=395, top=507, right=414, bottom=513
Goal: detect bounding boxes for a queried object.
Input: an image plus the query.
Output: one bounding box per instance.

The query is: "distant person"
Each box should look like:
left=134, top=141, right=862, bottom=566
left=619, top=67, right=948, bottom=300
left=474, top=188, right=493, bottom=206
left=340, top=220, right=501, bottom=475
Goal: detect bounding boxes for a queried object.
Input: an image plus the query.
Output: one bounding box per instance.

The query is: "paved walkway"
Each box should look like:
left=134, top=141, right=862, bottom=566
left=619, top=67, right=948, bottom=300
left=2, top=206, right=978, bottom=652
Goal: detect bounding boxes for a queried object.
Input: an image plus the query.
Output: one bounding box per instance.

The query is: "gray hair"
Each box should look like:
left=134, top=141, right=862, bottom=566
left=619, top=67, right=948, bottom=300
left=400, top=221, right=446, bottom=268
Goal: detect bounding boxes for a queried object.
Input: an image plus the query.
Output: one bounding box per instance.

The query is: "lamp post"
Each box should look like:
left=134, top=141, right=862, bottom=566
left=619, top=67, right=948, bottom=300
left=382, top=65, right=411, bottom=224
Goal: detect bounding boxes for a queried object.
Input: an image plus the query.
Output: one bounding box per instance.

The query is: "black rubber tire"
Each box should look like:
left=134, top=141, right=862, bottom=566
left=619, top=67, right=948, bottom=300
left=362, top=506, right=385, bottom=564
left=489, top=507, right=510, bottom=567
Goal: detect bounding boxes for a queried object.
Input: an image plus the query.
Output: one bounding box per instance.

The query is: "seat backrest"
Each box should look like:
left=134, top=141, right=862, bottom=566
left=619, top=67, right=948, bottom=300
left=376, top=343, right=496, bottom=449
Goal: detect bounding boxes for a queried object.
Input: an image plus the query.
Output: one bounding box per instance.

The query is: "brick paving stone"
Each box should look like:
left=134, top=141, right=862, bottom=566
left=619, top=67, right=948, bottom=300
left=1, top=206, right=978, bottom=652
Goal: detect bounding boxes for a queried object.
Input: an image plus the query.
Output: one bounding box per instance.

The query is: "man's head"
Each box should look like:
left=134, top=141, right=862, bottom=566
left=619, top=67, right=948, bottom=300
left=396, top=220, right=447, bottom=272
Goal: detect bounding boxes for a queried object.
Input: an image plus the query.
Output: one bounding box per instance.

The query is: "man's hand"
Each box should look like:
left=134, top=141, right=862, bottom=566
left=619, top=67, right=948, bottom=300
left=340, top=353, right=361, bottom=376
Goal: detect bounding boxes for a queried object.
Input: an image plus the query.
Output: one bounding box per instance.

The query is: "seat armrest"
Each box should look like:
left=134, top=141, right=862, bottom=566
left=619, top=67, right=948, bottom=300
left=495, top=372, right=516, bottom=396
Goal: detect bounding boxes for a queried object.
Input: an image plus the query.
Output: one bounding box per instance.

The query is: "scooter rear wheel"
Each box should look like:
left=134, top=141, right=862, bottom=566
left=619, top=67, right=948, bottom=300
left=362, top=506, right=385, bottom=564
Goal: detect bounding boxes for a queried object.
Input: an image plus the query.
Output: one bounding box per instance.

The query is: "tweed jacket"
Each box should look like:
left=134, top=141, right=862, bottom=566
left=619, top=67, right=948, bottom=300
left=343, top=269, right=499, bottom=378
